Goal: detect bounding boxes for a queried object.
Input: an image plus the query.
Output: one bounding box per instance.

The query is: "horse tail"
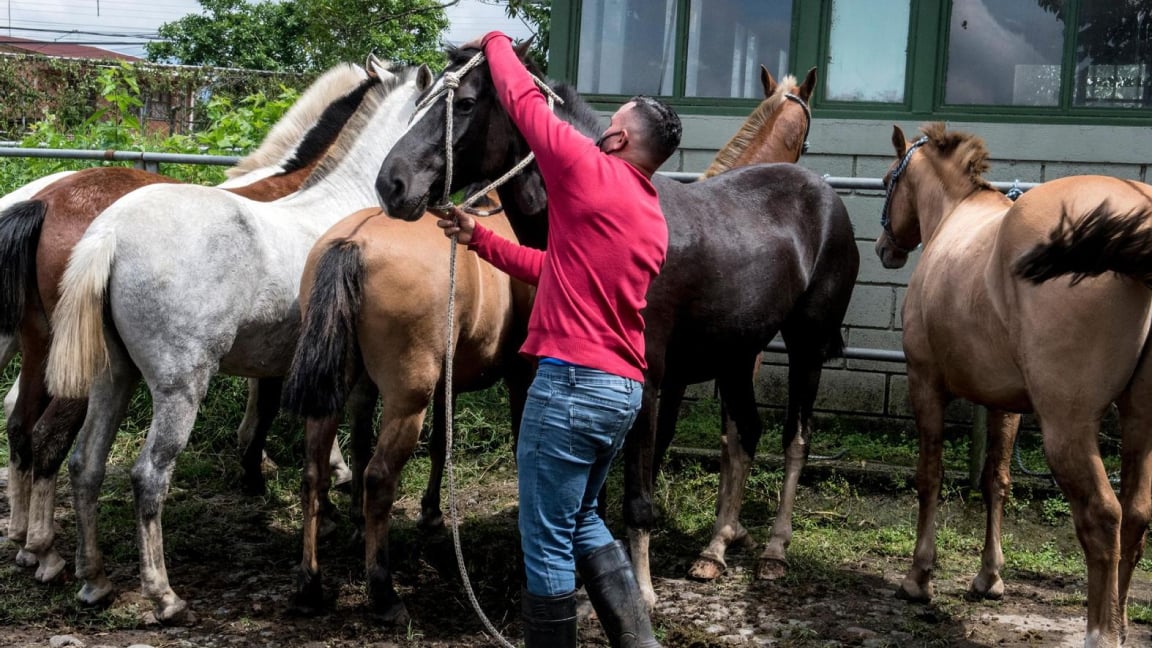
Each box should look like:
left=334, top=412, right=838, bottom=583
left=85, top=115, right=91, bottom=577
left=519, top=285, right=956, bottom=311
left=1015, top=203, right=1152, bottom=285
left=45, top=223, right=117, bottom=398
left=282, top=240, right=365, bottom=418
left=0, top=200, right=47, bottom=334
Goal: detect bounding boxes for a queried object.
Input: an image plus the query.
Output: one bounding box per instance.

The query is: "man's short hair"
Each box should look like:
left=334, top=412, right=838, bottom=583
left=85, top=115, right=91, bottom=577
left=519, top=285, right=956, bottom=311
left=628, top=95, right=682, bottom=166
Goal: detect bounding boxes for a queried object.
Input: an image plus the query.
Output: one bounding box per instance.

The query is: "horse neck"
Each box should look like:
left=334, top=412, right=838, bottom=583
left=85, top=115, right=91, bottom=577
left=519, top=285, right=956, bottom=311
left=912, top=164, right=996, bottom=247
left=285, top=81, right=419, bottom=214
left=497, top=180, right=549, bottom=249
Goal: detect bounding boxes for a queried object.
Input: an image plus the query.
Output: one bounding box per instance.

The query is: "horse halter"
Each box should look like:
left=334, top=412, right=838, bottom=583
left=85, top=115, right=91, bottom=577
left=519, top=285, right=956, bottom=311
left=416, top=50, right=564, bottom=216
left=880, top=135, right=929, bottom=251
left=783, top=92, right=812, bottom=155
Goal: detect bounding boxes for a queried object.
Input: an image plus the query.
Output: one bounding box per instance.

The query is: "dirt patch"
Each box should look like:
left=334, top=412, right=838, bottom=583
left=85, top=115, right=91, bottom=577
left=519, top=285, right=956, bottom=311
left=1, top=460, right=1149, bottom=648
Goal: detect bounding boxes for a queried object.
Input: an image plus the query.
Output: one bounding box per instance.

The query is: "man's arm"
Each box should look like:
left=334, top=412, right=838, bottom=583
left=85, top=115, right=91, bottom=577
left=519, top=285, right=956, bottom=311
left=479, top=31, right=593, bottom=176
left=438, top=206, right=544, bottom=285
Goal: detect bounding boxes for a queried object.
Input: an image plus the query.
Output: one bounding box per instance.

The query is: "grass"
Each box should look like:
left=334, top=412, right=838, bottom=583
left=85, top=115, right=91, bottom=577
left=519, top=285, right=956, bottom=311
left=1, top=357, right=1149, bottom=645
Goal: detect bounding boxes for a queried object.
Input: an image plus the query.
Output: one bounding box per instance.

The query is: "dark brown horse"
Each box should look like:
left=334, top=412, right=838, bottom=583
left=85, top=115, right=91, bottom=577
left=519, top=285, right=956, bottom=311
left=376, top=47, right=859, bottom=608
left=282, top=199, right=532, bottom=621
left=0, top=61, right=376, bottom=582
left=877, top=122, right=1152, bottom=647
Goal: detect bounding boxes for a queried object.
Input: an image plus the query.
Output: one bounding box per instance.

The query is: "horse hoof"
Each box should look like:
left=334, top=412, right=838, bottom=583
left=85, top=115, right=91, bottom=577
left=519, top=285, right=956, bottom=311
left=156, top=597, right=193, bottom=625
left=240, top=472, right=267, bottom=497
left=756, top=557, right=788, bottom=581
left=369, top=600, right=410, bottom=627
left=77, top=580, right=116, bottom=606
left=967, top=574, right=1004, bottom=601
left=688, top=555, right=725, bottom=581
left=15, top=548, right=37, bottom=568
left=292, top=568, right=325, bottom=615
left=416, top=510, right=444, bottom=531
left=34, top=552, right=66, bottom=583
left=332, top=469, right=353, bottom=493
left=896, top=577, right=933, bottom=603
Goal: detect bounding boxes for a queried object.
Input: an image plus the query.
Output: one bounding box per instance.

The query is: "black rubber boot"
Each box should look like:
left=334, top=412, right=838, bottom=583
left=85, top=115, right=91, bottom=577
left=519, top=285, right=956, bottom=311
left=521, top=588, right=578, bottom=648
left=577, top=540, right=661, bottom=648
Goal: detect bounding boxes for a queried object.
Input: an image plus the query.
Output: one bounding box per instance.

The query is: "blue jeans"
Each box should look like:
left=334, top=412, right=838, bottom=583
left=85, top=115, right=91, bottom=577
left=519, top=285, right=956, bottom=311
left=517, top=363, right=642, bottom=597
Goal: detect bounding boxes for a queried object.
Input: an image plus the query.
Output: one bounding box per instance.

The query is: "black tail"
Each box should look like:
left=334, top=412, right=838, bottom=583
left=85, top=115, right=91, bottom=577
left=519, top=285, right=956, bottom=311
left=282, top=240, right=365, bottom=418
left=0, top=200, right=48, bottom=334
left=1015, top=203, right=1152, bottom=285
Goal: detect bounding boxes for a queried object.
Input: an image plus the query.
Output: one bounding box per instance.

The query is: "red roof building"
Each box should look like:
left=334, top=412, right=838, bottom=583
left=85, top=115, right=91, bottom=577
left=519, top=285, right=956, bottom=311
left=0, top=35, right=141, bottom=62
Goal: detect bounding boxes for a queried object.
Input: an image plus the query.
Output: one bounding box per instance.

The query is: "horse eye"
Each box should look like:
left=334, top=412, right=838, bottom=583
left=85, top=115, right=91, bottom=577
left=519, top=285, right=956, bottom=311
left=456, top=98, right=476, bottom=113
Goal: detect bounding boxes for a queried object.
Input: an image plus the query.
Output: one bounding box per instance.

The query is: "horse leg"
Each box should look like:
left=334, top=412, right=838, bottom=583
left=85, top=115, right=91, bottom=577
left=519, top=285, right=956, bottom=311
left=653, top=381, right=686, bottom=482
left=26, top=396, right=87, bottom=582
left=968, top=409, right=1020, bottom=600
left=236, top=377, right=276, bottom=472
left=363, top=394, right=426, bottom=624
left=1113, top=382, right=1152, bottom=645
left=689, top=361, right=761, bottom=581
left=132, top=367, right=214, bottom=624
left=897, top=370, right=948, bottom=602
left=418, top=384, right=448, bottom=531
left=70, top=343, right=140, bottom=606
left=1040, top=417, right=1122, bottom=647
left=292, top=415, right=340, bottom=614
left=6, top=337, right=51, bottom=568
left=345, top=375, right=378, bottom=536
left=624, top=378, right=661, bottom=610
left=238, top=377, right=282, bottom=496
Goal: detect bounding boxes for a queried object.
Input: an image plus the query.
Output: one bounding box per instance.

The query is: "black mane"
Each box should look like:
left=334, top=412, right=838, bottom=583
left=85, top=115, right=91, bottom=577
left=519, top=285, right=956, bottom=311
left=278, top=74, right=381, bottom=175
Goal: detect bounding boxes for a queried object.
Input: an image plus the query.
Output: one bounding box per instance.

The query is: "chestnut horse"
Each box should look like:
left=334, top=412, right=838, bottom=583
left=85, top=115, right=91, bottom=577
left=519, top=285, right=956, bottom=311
left=377, top=47, right=859, bottom=608
left=876, top=122, right=1152, bottom=648
left=282, top=198, right=533, bottom=621
left=43, top=64, right=431, bottom=622
left=0, top=61, right=374, bottom=581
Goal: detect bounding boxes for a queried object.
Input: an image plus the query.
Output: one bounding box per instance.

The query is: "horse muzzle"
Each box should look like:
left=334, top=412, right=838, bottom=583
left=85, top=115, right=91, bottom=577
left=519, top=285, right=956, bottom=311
left=875, top=235, right=909, bottom=269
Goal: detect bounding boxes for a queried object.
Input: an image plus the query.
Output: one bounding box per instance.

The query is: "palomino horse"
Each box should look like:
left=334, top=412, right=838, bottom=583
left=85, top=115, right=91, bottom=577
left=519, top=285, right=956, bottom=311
left=282, top=198, right=533, bottom=621
left=43, top=64, right=432, bottom=622
left=0, top=61, right=373, bottom=581
left=876, top=122, right=1152, bottom=648
left=377, top=47, right=859, bottom=608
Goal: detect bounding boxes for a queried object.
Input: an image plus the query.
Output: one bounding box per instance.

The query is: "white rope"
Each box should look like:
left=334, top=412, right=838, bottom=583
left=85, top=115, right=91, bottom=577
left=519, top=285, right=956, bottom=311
left=432, top=50, right=562, bottom=648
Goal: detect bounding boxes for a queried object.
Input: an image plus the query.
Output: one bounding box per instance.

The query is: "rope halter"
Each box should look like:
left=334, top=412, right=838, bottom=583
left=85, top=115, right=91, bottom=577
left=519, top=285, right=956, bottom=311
left=880, top=135, right=929, bottom=253
left=783, top=92, right=813, bottom=155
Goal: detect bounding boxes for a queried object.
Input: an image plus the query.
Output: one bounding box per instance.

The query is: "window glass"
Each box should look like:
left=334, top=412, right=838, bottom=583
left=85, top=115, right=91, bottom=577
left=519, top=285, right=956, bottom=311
left=945, top=0, right=1065, bottom=106
left=685, top=0, right=794, bottom=99
left=1074, top=0, right=1152, bottom=108
left=576, top=0, right=678, bottom=96
left=825, top=0, right=910, bottom=102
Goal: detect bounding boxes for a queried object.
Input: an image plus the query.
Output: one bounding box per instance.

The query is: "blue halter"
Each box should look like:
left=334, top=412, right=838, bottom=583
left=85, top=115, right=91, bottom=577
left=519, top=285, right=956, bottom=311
left=880, top=135, right=929, bottom=245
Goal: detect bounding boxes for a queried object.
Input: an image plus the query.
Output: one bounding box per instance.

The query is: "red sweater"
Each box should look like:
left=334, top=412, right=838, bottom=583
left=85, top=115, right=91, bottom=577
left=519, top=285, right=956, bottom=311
left=469, top=32, right=668, bottom=382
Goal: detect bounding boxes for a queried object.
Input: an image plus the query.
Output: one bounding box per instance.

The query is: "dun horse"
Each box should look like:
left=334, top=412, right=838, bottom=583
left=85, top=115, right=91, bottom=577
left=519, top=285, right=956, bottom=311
left=43, top=64, right=431, bottom=622
left=0, top=61, right=374, bottom=581
left=876, top=122, right=1152, bottom=648
left=281, top=199, right=532, bottom=622
left=377, top=46, right=859, bottom=608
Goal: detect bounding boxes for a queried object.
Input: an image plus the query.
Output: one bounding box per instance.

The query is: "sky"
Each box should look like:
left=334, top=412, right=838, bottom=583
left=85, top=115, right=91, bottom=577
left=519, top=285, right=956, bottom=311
left=0, top=0, right=534, bottom=59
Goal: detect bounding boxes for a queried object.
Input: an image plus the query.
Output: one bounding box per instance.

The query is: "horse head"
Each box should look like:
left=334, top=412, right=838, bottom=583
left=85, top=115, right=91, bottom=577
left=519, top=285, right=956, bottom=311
left=376, top=43, right=538, bottom=223
left=875, top=125, right=927, bottom=268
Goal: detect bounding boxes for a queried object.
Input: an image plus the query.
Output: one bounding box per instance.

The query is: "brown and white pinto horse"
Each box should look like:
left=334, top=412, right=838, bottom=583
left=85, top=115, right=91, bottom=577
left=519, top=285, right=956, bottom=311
left=877, top=122, right=1152, bottom=648
left=0, top=61, right=374, bottom=581
left=282, top=200, right=533, bottom=622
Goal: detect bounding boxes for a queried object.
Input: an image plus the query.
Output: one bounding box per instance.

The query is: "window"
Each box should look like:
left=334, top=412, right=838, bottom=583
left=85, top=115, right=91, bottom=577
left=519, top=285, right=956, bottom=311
left=945, top=0, right=1065, bottom=106
left=825, top=0, right=910, bottom=103
left=551, top=0, right=1152, bottom=121
left=573, top=0, right=794, bottom=100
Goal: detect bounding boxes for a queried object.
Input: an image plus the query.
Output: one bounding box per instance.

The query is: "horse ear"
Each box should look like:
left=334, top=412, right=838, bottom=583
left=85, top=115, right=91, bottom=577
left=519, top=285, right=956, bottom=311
left=366, top=52, right=389, bottom=73
left=513, top=37, right=535, bottom=61
left=891, top=125, right=908, bottom=158
left=798, top=67, right=817, bottom=102
left=760, top=65, right=777, bottom=98
left=367, top=56, right=396, bottom=82
left=416, top=64, right=434, bottom=91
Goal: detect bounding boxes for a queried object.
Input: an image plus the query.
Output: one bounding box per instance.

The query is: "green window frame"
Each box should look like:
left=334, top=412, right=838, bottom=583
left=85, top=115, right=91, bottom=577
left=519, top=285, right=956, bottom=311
left=548, top=0, right=1152, bottom=125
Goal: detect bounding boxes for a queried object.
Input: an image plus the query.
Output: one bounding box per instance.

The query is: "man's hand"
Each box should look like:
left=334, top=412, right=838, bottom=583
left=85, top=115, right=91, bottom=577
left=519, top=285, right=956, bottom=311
left=436, top=206, right=476, bottom=245
left=459, top=35, right=485, bottom=51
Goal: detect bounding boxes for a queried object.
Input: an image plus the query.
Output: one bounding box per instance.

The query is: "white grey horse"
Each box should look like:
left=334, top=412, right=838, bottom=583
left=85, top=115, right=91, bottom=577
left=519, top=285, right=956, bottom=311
left=44, top=62, right=433, bottom=622
left=0, top=62, right=373, bottom=577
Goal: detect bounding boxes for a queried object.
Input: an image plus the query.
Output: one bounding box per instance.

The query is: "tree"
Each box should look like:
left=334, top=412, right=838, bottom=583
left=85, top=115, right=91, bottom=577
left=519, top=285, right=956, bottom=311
left=147, top=0, right=453, bottom=72
left=482, top=0, right=551, bottom=71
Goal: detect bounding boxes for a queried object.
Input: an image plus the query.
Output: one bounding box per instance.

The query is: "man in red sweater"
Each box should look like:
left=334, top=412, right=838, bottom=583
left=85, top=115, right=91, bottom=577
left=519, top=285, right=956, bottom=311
left=438, top=31, right=681, bottom=648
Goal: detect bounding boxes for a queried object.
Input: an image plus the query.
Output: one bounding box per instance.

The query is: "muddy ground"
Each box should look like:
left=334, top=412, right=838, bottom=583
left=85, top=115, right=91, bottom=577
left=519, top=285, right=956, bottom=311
left=1, top=452, right=1149, bottom=648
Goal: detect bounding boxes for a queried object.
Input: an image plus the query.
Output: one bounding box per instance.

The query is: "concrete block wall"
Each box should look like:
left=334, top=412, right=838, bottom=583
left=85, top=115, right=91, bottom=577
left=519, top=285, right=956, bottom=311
left=655, top=116, right=1152, bottom=430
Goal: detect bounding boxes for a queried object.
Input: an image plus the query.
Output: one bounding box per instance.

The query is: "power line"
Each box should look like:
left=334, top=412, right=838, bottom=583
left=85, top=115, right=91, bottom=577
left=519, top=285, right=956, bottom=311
left=0, top=25, right=160, bottom=38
